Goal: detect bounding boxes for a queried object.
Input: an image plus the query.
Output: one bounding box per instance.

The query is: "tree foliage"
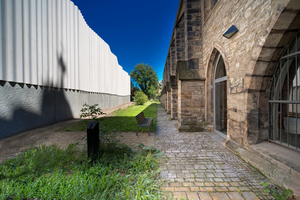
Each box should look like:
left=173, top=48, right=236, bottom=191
left=130, top=63, right=159, bottom=99
left=131, top=87, right=140, bottom=97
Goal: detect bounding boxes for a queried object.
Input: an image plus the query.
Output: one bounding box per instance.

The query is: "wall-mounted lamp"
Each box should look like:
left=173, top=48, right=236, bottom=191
left=223, top=25, right=239, bottom=39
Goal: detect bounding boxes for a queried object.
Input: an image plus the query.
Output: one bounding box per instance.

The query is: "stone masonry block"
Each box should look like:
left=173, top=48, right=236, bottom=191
left=176, top=61, right=205, bottom=80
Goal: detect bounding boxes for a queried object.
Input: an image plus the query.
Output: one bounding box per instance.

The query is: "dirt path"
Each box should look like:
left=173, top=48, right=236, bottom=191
left=0, top=119, right=154, bottom=163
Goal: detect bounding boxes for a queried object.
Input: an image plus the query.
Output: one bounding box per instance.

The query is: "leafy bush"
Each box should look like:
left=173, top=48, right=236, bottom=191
left=133, top=91, right=148, bottom=105
left=80, top=103, right=105, bottom=121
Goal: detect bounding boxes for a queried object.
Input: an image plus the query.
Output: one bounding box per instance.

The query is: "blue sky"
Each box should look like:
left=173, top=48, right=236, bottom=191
left=71, top=0, right=180, bottom=81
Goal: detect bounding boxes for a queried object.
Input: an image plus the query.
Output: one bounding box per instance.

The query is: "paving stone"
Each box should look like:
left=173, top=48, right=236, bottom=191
left=200, top=187, right=215, bottom=192
left=198, top=192, right=213, bottom=200
left=224, top=173, right=237, bottom=178
left=229, top=182, right=241, bottom=187
left=205, top=182, right=215, bottom=187
left=228, top=187, right=240, bottom=192
left=161, top=187, right=175, bottom=192
left=227, top=192, right=245, bottom=200
left=174, top=187, right=190, bottom=192
left=239, top=186, right=250, bottom=191
left=213, top=178, right=224, bottom=182
left=204, top=178, right=214, bottom=182
left=193, top=182, right=204, bottom=187
left=182, top=182, right=194, bottom=187
left=194, top=172, right=206, bottom=177
left=186, top=192, right=200, bottom=200
left=215, top=182, right=230, bottom=187
left=241, top=192, right=260, bottom=200
left=185, top=178, right=196, bottom=182
left=210, top=192, right=230, bottom=200
left=205, top=173, right=215, bottom=178
left=173, top=191, right=187, bottom=200
left=186, top=173, right=195, bottom=178
left=195, top=178, right=205, bottom=182
left=190, top=186, right=200, bottom=192
left=215, top=186, right=229, bottom=192
left=170, top=182, right=182, bottom=187
left=214, top=173, right=225, bottom=177
left=176, top=165, right=185, bottom=170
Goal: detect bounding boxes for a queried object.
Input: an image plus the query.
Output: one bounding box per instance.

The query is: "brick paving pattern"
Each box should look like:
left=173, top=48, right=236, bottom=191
left=155, top=105, right=279, bottom=200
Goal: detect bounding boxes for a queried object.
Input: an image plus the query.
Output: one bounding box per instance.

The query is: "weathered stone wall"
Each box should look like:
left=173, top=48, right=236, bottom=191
left=162, top=0, right=300, bottom=146
left=167, top=91, right=171, bottom=114
left=170, top=75, right=178, bottom=119
left=161, top=91, right=167, bottom=111
left=202, top=0, right=293, bottom=147
left=176, top=79, right=205, bottom=132
left=171, top=88, right=178, bottom=119
left=184, top=0, right=203, bottom=75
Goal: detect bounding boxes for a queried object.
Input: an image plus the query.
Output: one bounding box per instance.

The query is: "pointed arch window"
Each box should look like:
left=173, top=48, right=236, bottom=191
left=269, top=31, right=300, bottom=151
left=214, top=54, right=227, bottom=135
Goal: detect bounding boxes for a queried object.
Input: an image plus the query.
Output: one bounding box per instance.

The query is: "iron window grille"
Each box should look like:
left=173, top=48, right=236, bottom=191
left=269, top=30, right=300, bottom=152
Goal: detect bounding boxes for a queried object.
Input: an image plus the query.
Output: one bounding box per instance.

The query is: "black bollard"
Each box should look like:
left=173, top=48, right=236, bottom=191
left=87, top=121, right=99, bottom=160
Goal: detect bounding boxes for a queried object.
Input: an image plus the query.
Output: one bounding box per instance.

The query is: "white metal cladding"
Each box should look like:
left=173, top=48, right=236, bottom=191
left=0, top=0, right=130, bottom=96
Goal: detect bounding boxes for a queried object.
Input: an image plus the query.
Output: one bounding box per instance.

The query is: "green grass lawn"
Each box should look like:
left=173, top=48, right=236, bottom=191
left=0, top=101, right=164, bottom=199
left=61, top=101, right=158, bottom=133
left=0, top=143, right=164, bottom=199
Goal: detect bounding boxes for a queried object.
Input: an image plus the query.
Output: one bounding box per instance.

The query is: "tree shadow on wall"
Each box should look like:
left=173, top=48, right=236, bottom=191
left=0, top=53, right=73, bottom=141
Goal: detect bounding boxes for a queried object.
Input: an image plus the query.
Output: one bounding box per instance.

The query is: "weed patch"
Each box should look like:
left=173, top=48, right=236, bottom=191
left=0, top=143, right=164, bottom=199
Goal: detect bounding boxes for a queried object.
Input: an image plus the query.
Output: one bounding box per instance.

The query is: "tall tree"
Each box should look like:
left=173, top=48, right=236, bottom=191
left=130, top=63, right=159, bottom=99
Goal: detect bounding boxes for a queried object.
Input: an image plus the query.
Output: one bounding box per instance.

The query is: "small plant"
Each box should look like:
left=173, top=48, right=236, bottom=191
left=136, top=143, right=164, bottom=158
left=260, top=181, right=294, bottom=200
left=238, top=188, right=242, bottom=195
left=168, top=117, right=171, bottom=121
left=80, top=103, right=105, bottom=121
left=98, top=125, right=122, bottom=144
left=134, top=91, right=148, bottom=105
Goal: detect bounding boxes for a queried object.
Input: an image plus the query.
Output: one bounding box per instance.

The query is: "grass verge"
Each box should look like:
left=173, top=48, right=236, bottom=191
left=60, top=101, right=158, bottom=133
left=0, top=143, right=164, bottom=199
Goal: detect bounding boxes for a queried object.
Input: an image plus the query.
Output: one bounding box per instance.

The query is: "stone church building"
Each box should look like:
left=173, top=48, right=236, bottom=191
left=161, top=0, right=300, bottom=196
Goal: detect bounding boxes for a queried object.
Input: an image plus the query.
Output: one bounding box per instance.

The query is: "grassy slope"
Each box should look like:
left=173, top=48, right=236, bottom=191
left=61, top=101, right=158, bottom=133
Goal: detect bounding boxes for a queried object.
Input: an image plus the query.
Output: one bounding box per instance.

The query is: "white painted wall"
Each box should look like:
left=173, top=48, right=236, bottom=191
left=0, top=0, right=130, bottom=96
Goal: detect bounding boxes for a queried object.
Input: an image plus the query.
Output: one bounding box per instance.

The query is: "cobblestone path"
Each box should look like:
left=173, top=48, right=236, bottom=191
left=155, top=105, right=278, bottom=200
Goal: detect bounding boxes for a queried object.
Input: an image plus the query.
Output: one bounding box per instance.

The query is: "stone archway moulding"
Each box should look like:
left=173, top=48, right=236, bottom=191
left=205, top=44, right=229, bottom=125
left=205, top=43, right=230, bottom=79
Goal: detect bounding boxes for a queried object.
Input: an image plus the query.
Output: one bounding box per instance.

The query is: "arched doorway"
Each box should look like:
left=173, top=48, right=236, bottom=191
left=269, top=31, right=300, bottom=151
left=214, top=54, right=227, bottom=135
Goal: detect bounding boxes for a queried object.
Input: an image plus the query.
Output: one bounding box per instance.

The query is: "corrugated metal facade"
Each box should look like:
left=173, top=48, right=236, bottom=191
left=0, top=0, right=130, bottom=96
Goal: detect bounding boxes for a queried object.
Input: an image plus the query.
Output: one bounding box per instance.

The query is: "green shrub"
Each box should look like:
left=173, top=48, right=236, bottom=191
left=134, top=91, right=148, bottom=105
left=80, top=103, right=105, bottom=122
